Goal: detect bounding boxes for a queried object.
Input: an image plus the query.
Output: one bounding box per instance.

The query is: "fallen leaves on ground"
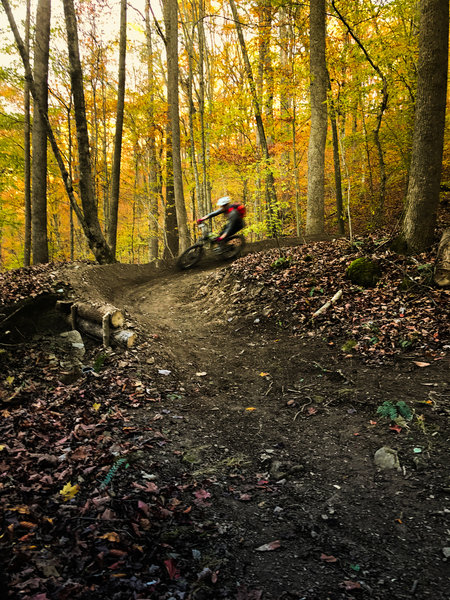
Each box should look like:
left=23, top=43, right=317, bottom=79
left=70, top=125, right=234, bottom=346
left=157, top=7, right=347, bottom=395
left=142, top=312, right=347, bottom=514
left=198, top=236, right=449, bottom=362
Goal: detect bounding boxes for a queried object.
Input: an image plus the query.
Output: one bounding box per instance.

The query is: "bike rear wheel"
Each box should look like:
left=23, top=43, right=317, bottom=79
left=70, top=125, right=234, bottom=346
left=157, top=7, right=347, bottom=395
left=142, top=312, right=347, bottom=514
left=176, top=244, right=204, bottom=269
left=220, top=235, right=245, bottom=260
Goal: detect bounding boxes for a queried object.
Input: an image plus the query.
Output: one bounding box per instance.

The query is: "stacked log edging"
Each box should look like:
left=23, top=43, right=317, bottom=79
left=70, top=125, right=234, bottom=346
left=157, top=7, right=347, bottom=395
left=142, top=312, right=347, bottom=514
left=57, top=300, right=136, bottom=348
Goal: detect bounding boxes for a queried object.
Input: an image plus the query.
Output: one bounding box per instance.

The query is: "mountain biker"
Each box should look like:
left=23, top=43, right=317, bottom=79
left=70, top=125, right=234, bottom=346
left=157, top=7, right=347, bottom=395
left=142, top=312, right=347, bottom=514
left=196, top=196, right=245, bottom=248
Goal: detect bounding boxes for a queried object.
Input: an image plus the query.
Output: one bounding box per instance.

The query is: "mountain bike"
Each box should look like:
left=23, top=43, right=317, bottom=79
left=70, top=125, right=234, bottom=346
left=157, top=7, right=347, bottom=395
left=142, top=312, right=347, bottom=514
left=176, top=223, right=245, bottom=270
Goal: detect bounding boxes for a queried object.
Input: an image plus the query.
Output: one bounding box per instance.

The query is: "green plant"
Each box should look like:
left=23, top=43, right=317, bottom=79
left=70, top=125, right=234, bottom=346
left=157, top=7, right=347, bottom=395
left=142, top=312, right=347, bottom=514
left=93, top=353, right=107, bottom=372
left=376, top=400, right=413, bottom=421
left=271, top=256, right=291, bottom=270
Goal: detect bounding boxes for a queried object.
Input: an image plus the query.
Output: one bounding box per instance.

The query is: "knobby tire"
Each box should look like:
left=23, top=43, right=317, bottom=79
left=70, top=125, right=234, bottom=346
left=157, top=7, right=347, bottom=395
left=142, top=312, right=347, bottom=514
left=221, top=235, right=245, bottom=260
left=176, top=244, right=204, bottom=270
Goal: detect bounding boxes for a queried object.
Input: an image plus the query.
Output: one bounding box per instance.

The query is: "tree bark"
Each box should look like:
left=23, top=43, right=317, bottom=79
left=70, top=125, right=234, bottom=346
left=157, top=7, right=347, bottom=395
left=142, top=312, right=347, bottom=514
left=31, top=0, right=51, bottom=264
left=23, top=0, right=31, bottom=266
left=163, top=0, right=190, bottom=253
left=74, top=301, right=124, bottom=328
left=62, top=0, right=115, bottom=264
left=145, top=0, right=159, bottom=260
left=306, top=0, right=327, bottom=236
left=163, top=142, right=179, bottom=258
left=229, top=0, right=278, bottom=234
left=327, top=73, right=345, bottom=235
left=401, top=0, right=449, bottom=252
left=107, top=0, right=127, bottom=258
left=2, top=0, right=113, bottom=264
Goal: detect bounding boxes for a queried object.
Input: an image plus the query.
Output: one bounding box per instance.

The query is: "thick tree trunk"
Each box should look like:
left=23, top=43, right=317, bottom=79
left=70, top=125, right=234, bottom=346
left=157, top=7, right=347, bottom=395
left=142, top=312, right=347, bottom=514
left=62, top=0, right=115, bottom=264
left=401, top=0, right=449, bottom=253
left=107, top=0, right=127, bottom=258
left=163, top=0, right=190, bottom=253
left=145, top=0, right=159, bottom=260
left=328, top=74, right=345, bottom=235
left=306, top=0, right=327, bottom=236
left=23, top=0, right=31, bottom=267
left=229, top=0, right=278, bottom=234
left=31, top=0, right=51, bottom=264
left=2, top=0, right=113, bottom=264
left=163, top=142, right=179, bottom=259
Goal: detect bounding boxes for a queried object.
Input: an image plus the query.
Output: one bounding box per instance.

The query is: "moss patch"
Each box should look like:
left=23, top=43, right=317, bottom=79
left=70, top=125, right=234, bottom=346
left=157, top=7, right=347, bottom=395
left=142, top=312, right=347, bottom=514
left=346, top=257, right=381, bottom=287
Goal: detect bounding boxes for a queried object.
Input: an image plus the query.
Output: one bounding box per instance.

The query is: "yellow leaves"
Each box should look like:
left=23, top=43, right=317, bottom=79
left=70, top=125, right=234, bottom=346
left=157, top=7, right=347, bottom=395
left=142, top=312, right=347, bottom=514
left=59, top=482, right=80, bottom=501
left=245, top=407, right=256, bottom=412
left=100, top=531, right=121, bottom=542
left=259, top=372, right=269, bottom=377
left=92, top=402, right=101, bottom=411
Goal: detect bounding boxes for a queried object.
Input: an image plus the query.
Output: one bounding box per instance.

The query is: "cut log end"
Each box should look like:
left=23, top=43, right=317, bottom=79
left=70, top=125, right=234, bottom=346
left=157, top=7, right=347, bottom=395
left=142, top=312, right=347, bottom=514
left=74, top=301, right=125, bottom=328
left=76, top=317, right=136, bottom=347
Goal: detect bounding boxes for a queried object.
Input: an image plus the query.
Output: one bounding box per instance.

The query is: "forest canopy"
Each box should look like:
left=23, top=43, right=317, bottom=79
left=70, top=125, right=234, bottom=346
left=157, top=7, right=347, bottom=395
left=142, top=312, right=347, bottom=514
left=0, top=0, right=448, bottom=268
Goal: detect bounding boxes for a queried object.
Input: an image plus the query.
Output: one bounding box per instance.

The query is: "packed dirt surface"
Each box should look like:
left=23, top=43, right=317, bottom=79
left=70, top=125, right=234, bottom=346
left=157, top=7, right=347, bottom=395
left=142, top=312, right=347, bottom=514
left=1, top=239, right=449, bottom=600
left=61, top=245, right=450, bottom=600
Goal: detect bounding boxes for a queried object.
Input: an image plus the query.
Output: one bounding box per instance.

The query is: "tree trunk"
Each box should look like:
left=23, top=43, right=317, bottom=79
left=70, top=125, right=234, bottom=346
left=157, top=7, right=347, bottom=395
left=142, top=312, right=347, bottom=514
left=328, top=73, right=345, bottom=235
left=229, top=0, right=278, bottom=234
left=23, top=0, right=31, bottom=267
left=401, top=0, right=449, bottom=253
left=31, top=0, right=51, bottom=264
left=198, top=0, right=211, bottom=216
left=2, top=0, right=113, bottom=264
left=306, top=0, right=327, bottom=237
left=107, top=0, right=127, bottom=258
left=62, top=0, right=115, bottom=264
left=163, top=0, right=190, bottom=253
left=163, top=141, right=179, bottom=259
left=145, top=0, right=159, bottom=260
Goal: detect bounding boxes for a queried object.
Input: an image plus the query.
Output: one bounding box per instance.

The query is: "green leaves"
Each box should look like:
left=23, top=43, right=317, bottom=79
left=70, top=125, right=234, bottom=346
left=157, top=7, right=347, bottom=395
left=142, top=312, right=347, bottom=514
left=376, top=400, right=412, bottom=422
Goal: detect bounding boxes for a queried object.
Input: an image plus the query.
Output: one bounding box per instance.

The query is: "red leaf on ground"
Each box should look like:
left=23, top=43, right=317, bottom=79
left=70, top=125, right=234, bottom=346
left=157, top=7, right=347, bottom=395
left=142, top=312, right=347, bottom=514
left=389, top=424, right=402, bottom=433
left=194, top=489, right=211, bottom=500
left=341, top=580, right=362, bottom=591
left=320, top=553, right=338, bottom=562
left=164, top=558, right=180, bottom=579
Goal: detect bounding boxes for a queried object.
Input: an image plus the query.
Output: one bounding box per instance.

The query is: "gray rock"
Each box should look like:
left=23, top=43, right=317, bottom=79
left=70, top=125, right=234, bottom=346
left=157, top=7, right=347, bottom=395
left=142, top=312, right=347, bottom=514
left=60, top=330, right=85, bottom=358
left=374, top=446, right=401, bottom=471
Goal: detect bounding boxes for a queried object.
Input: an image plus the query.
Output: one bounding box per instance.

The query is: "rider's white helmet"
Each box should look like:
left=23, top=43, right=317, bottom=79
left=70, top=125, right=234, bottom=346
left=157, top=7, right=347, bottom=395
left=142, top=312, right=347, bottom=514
left=217, top=196, right=231, bottom=206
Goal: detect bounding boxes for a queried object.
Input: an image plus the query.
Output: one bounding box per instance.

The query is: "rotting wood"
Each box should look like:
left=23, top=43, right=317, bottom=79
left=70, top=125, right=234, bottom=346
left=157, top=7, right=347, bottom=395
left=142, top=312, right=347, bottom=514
left=74, top=301, right=124, bottom=328
left=76, top=317, right=136, bottom=348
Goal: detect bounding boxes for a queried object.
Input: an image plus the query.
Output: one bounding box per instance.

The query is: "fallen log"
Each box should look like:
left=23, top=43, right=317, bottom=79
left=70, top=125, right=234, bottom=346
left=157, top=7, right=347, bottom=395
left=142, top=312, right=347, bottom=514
left=434, top=228, right=450, bottom=287
left=76, top=317, right=136, bottom=348
left=73, top=301, right=125, bottom=328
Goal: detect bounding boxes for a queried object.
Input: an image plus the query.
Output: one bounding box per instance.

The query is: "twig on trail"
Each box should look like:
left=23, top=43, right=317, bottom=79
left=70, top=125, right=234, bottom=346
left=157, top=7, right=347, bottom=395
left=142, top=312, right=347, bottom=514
left=286, top=384, right=315, bottom=394
left=293, top=399, right=312, bottom=421
left=312, top=289, right=343, bottom=318
left=264, top=381, right=273, bottom=396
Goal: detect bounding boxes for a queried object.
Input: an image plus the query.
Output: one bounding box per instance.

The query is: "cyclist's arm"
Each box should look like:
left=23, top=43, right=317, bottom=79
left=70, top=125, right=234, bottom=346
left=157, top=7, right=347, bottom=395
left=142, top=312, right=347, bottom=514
left=199, top=207, right=225, bottom=221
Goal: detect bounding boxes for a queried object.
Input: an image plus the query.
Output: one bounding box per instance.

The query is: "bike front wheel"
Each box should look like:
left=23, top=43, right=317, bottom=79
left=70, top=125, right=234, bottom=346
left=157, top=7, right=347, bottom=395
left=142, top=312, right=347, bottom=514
left=220, top=235, right=245, bottom=260
left=176, top=244, right=204, bottom=269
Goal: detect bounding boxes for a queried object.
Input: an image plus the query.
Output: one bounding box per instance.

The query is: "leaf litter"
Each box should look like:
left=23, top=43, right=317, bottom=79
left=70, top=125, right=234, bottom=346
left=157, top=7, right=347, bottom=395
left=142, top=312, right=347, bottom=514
left=0, top=236, right=448, bottom=599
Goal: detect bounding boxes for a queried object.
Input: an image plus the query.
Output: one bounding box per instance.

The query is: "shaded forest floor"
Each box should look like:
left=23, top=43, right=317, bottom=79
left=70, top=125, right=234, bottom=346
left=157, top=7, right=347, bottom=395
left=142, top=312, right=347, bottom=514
left=0, top=236, right=449, bottom=600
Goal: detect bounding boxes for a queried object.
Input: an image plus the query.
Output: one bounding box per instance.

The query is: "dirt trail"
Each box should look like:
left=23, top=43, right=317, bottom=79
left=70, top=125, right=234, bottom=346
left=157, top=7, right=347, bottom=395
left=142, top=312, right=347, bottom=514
left=84, top=261, right=450, bottom=600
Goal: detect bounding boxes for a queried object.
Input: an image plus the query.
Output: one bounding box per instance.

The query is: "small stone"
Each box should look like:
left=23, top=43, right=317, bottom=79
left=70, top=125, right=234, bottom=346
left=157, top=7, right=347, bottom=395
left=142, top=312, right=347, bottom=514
left=374, top=446, right=401, bottom=471
left=443, top=547, right=450, bottom=559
